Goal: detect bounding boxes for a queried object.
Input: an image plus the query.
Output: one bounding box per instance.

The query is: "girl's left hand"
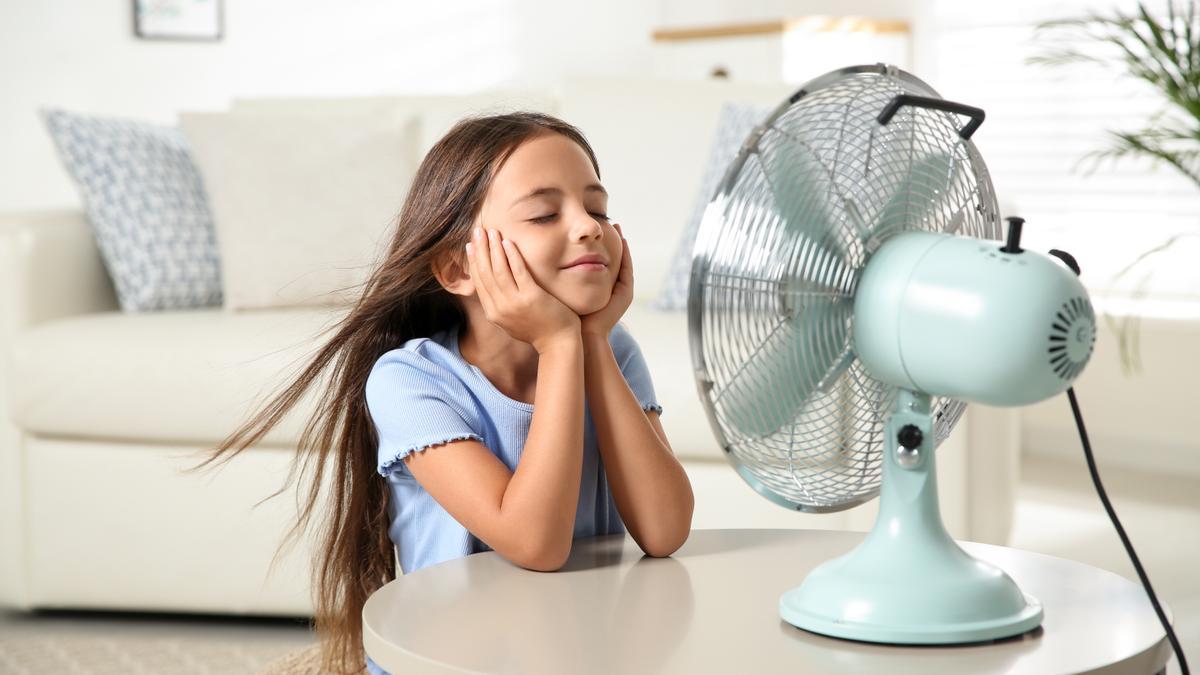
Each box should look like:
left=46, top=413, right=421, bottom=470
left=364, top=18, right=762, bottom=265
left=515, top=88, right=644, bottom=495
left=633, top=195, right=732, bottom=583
left=580, top=223, right=634, bottom=339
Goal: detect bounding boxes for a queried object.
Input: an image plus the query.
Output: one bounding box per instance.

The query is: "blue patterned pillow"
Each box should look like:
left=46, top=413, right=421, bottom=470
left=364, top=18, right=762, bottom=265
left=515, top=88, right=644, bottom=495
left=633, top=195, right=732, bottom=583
left=41, top=108, right=223, bottom=311
left=653, top=102, right=776, bottom=311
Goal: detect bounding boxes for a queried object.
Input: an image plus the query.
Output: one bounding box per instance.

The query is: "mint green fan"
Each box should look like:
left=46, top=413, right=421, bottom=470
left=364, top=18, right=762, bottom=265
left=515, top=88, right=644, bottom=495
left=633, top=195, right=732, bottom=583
left=687, top=64, right=1097, bottom=643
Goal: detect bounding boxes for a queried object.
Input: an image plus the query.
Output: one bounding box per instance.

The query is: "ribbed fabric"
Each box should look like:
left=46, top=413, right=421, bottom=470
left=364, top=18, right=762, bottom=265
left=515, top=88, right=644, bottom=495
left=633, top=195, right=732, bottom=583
left=363, top=321, right=662, bottom=675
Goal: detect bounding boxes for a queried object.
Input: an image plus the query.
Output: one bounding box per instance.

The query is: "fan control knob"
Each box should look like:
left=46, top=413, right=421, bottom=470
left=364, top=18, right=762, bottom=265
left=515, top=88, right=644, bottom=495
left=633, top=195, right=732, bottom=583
left=897, top=424, right=923, bottom=450
left=896, top=424, right=923, bottom=468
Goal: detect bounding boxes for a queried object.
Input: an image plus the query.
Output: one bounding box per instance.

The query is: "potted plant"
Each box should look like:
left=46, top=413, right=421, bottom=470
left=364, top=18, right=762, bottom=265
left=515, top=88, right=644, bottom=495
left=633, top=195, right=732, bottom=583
left=1028, top=0, right=1200, bottom=375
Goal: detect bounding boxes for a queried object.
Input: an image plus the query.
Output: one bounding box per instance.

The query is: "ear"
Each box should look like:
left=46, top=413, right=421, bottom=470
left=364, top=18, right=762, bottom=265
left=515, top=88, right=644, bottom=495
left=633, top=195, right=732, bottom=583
left=432, top=248, right=475, bottom=297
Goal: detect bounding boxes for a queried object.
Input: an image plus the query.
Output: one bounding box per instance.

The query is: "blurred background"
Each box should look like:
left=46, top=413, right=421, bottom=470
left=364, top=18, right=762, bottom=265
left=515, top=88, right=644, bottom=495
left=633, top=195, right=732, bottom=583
left=1, top=0, right=1197, bottom=673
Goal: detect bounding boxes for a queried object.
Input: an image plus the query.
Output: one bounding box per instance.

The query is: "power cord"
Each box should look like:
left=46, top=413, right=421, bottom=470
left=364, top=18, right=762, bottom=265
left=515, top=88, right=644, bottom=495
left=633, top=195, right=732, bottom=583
left=1067, top=386, right=1189, bottom=674
left=1048, top=244, right=1188, bottom=673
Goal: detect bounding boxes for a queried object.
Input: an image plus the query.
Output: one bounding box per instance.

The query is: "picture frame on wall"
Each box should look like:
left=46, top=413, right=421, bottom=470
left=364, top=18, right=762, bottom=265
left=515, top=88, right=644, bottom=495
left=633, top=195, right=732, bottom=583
left=134, top=0, right=223, bottom=41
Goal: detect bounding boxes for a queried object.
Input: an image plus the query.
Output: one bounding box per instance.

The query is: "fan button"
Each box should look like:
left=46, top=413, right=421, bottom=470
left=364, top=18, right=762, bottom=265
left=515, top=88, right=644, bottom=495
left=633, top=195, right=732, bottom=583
left=897, top=424, right=923, bottom=450
left=896, top=424, right=924, bottom=468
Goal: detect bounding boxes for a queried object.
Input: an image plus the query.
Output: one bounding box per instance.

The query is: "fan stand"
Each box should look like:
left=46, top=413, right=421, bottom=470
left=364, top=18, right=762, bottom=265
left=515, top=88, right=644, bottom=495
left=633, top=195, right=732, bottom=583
left=779, top=389, right=1044, bottom=644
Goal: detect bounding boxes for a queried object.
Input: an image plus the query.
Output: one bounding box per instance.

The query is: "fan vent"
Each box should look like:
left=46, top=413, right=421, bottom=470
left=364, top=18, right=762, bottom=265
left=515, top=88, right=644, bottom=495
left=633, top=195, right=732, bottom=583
left=1047, top=296, right=1095, bottom=381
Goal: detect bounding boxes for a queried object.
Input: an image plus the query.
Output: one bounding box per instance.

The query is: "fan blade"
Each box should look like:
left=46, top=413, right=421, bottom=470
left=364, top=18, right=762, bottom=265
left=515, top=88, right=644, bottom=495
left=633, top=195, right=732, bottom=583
left=878, top=150, right=957, bottom=232
left=717, top=296, right=853, bottom=440
left=712, top=144, right=857, bottom=439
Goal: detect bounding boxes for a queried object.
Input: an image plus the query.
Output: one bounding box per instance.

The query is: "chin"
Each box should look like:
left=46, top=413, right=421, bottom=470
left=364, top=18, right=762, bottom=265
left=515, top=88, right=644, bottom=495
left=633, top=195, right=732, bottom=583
left=561, top=291, right=611, bottom=316
left=575, top=299, right=611, bottom=316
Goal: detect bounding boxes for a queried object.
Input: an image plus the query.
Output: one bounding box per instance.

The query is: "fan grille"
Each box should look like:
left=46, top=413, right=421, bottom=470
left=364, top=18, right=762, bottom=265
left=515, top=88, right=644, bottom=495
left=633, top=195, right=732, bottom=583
left=689, top=65, right=1003, bottom=512
left=1049, top=296, right=1096, bottom=381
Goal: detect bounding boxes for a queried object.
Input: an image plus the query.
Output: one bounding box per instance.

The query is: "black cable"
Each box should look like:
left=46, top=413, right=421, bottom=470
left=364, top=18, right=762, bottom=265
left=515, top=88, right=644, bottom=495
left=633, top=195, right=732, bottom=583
left=1066, top=386, right=1189, bottom=675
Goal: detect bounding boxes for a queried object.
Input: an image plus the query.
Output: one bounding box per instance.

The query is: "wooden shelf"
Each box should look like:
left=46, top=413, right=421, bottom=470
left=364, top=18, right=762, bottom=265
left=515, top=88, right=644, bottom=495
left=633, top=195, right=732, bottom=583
left=653, top=16, right=909, bottom=42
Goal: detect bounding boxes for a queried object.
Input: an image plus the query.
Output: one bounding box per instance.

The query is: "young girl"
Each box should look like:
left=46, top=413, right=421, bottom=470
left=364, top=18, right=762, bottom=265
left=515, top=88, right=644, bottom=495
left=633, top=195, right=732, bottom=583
left=195, top=111, right=695, bottom=675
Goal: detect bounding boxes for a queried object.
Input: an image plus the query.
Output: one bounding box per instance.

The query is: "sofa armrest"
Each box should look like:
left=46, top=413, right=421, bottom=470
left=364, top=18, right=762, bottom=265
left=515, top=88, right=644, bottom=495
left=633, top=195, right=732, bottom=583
left=0, top=210, right=119, bottom=338
left=0, top=209, right=118, bottom=609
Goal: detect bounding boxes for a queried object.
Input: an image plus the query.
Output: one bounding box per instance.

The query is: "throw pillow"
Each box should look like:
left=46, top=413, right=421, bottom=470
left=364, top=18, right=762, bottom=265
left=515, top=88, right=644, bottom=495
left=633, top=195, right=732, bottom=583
left=180, top=108, right=419, bottom=311
left=653, top=102, right=775, bottom=311
left=40, top=108, right=223, bottom=312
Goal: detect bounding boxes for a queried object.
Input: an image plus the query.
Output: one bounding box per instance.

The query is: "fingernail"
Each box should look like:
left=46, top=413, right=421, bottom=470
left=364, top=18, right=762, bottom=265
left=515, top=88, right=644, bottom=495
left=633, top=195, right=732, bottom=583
left=465, top=242, right=473, bottom=254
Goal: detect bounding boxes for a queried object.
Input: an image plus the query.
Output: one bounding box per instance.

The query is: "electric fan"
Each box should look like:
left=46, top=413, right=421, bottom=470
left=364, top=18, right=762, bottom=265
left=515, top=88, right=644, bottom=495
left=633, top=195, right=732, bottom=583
left=687, top=63, right=1097, bottom=644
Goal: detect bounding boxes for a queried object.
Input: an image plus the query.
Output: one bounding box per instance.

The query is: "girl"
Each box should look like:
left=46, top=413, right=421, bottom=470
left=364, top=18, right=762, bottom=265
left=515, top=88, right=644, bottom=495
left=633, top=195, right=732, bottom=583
left=194, top=111, right=695, bottom=675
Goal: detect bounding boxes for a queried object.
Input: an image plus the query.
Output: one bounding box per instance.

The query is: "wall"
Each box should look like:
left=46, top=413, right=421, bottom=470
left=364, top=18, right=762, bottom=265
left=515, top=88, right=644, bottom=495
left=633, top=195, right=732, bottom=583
left=2, top=0, right=929, bottom=213
left=0, top=0, right=660, bottom=212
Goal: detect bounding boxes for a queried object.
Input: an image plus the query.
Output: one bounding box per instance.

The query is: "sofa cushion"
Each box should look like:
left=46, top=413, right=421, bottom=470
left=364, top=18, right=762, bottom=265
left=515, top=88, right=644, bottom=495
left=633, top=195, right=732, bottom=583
left=555, top=76, right=797, bottom=302
left=39, top=108, right=223, bottom=312
left=231, top=90, right=560, bottom=163
left=179, top=108, right=419, bottom=312
left=7, top=307, right=346, bottom=446
left=5, top=300, right=725, bottom=460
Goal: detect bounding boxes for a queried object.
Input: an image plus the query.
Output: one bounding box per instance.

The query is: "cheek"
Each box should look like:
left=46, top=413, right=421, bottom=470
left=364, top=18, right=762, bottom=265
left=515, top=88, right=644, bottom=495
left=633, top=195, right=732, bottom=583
left=608, top=234, right=623, bottom=265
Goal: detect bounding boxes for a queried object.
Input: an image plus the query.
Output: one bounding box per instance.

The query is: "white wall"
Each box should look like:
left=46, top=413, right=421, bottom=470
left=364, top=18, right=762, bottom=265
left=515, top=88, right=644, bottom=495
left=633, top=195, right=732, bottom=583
left=0, top=0, right=660, bottom=212
left=1, top=0, right=925, bottom=213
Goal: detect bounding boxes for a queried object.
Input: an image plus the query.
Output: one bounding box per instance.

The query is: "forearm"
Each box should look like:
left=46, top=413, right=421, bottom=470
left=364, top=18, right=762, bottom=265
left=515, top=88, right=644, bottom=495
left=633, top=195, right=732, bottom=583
left=583, top=332, right=694, bottom=556
left=501, top=335, right=586, bottom=569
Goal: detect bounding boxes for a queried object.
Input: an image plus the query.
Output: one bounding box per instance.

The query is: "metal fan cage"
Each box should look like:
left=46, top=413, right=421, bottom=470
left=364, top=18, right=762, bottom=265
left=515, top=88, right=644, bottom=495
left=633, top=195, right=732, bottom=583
left=688, top=64, right=1003, bottom=513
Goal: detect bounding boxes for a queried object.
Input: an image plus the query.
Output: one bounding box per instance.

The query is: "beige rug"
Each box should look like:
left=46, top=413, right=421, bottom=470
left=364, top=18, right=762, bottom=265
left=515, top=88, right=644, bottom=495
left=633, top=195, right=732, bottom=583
left=0, top=634, right=306, bottom=675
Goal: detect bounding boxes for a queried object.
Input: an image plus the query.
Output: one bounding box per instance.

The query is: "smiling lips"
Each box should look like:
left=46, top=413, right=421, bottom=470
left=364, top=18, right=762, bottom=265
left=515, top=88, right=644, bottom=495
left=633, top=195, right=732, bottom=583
left=563, top=253, right=608, bottom=269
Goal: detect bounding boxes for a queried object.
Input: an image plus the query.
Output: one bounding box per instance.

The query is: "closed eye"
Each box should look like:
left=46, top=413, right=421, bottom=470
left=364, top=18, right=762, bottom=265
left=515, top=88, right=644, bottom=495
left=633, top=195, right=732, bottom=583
left=530, top=213, right=610, bottom=224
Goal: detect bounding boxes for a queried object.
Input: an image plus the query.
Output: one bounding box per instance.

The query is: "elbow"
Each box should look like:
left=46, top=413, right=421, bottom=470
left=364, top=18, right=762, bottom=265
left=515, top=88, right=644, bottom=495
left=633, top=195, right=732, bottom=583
left=638, top=491, right=694, bottom=559
left=639, top=527, right=692, bottom=559
left=516, top=547, right=570, bottom=572
left=518, top=556, right=568, bottom=573
left=512, top=532, right=572, bottom=572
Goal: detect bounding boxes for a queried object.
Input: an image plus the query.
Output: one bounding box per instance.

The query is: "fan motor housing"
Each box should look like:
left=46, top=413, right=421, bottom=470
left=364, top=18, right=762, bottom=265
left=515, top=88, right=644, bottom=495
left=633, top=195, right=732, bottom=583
left=853, top=230, right=1096, bottom=406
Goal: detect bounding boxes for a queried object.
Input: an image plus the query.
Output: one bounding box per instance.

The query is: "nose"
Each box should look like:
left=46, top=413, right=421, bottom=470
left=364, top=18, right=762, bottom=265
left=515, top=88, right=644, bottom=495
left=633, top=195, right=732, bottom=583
left=570, top=209, right=604, bottom=241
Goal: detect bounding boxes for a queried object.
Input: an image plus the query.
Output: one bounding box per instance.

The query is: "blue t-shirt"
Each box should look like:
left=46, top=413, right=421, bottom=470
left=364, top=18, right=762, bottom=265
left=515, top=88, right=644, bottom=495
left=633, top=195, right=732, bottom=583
left=362, top=321, right=662, bottom=675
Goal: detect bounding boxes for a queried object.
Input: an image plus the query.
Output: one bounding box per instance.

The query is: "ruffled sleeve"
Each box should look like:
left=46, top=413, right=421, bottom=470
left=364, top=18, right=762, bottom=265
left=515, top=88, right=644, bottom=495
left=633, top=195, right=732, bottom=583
left=366, top=350, right=485, bottom=478
left=609, top=321, right=664, bottom=416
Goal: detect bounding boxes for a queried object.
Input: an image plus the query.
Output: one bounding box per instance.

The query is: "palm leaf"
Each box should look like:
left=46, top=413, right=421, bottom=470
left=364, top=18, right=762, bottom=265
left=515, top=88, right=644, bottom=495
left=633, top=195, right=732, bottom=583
left=1029, top=1, right=1200, bottom=376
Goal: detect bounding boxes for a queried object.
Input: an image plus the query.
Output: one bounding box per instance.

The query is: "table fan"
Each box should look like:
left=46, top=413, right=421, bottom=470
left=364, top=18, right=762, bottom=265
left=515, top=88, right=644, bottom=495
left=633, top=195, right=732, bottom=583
left=686, top=63, right=1097, bottom=644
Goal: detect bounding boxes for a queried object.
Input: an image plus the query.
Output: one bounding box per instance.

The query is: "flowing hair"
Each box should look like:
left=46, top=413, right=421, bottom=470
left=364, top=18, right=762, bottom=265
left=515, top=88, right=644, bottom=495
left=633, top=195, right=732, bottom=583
left=185, top=111, right=601, bottom=674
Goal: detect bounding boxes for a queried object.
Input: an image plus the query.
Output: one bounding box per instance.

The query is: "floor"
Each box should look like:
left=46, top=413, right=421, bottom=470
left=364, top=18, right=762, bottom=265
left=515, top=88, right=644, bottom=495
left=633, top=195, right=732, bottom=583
left=0, top=610, right=313, bottom=674
left=1, top=453, right=1195, bottom=674
left=1007, top=454, right=1199, bottom=675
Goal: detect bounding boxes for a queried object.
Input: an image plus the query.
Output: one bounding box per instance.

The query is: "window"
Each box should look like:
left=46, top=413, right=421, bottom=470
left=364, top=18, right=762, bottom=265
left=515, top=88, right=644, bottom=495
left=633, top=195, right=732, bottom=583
left=929, top=0, right=1200, bottom=317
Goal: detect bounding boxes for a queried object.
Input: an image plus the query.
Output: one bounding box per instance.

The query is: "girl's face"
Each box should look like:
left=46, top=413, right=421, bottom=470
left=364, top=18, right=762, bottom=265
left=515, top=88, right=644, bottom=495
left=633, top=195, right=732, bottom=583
left=473, top=132, right=622, bottom=316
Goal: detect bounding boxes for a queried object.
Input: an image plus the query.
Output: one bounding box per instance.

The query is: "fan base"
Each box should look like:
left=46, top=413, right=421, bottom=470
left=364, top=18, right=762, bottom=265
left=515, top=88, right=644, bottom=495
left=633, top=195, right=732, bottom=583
left=780, top=585, right=1043, bottom=645
left=779, top=389, right=1044, bottom=644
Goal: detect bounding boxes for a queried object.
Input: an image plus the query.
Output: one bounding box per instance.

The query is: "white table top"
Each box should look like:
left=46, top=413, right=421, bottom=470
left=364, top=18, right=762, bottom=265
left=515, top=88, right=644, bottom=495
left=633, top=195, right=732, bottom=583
left=363, top=528, right=1172, bottom=674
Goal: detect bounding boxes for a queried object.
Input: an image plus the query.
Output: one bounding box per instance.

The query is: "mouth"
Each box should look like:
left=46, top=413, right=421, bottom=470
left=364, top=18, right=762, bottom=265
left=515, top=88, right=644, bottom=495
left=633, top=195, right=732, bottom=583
left=564, top=262, right=608, bottom=272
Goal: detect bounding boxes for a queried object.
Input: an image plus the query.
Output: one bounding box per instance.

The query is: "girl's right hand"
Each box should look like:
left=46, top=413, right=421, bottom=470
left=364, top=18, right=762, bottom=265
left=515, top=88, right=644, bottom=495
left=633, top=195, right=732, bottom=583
left=467, top=227, right=581, bottom=354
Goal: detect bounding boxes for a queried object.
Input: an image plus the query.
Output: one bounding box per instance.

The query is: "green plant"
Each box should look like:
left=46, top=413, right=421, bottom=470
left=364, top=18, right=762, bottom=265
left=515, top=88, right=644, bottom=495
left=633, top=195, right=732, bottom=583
left=1028, top=0, right=1200, bottom=375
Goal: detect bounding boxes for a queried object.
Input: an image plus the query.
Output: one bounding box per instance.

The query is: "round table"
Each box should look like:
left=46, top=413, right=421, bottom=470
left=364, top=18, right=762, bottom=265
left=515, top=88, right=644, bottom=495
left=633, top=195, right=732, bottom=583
left=363, top=529, right=1173, bottom=674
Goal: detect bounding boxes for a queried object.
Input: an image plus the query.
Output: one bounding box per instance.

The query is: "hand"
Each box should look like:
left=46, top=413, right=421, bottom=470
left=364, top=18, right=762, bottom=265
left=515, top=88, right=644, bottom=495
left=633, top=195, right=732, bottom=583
left=467, top=227, right=580, bottom=353
left=580, top=223, right=633, bottom=339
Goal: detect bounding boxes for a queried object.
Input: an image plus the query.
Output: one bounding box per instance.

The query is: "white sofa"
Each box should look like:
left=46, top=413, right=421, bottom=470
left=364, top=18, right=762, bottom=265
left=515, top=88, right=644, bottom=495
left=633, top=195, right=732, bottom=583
left=0, top=77, right=1020, bottom=617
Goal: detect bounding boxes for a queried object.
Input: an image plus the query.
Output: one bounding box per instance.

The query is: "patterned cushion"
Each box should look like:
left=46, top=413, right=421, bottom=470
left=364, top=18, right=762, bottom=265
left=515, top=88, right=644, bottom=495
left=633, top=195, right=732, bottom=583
left=653, top=102, right=775, bottom=311
left=41, top=108, right=223, bottom=311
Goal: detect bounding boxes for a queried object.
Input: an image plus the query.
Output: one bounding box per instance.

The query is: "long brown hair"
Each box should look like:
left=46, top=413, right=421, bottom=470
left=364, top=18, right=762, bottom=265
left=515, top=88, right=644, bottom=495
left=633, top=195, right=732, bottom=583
left=187, top=111, right=602, bottom=674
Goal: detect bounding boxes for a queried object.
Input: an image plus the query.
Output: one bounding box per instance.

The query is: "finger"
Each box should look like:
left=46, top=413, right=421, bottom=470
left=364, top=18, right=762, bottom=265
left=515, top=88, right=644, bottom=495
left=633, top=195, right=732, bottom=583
left=470, top=230, right=498, bottom=311
left=501, top=238, right=531, bottom=293
left=616, top=224, right=633, bottom=280
left=487, top=229, right=516, bottom=294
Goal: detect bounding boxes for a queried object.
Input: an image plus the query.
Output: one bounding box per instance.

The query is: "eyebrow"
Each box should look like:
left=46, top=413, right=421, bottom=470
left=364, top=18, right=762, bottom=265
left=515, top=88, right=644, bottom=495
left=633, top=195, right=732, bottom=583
left=510, top=184, right=608, bottom=209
